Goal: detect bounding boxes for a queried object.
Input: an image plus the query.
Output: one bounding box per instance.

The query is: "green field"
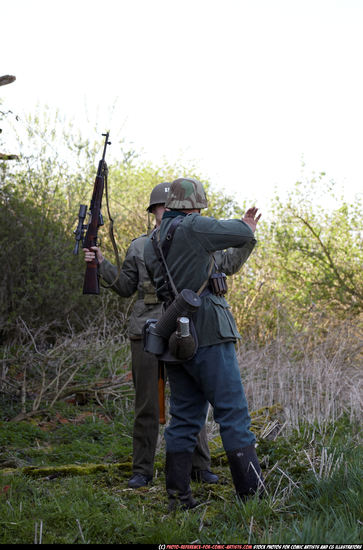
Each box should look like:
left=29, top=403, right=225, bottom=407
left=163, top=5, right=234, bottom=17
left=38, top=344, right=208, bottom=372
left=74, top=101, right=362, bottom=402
left=1, top=337, right=361, bottom=545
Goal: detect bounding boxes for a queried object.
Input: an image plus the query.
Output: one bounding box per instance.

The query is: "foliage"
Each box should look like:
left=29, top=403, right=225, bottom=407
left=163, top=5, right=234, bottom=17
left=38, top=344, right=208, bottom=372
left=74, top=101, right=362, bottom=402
left=0, top=188, right=83, bottom=339
left=228, top=174, right=363, bottom=341
left=0, top=109, right=99, bottom=341
left=269, top=176, right=362, bottom=314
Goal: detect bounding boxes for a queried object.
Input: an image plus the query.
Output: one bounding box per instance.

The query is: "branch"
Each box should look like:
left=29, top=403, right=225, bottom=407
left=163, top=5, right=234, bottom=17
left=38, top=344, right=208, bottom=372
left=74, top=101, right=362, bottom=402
left=0, top=153, right=19, bottom=161
left=0, top=75, right=16, bottom=87
left=294, top=213, right=363, bottom=301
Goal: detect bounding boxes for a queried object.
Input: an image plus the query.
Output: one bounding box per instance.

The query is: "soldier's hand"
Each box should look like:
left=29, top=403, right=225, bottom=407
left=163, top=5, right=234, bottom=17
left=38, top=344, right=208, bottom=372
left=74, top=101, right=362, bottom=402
left=242, top=207, right=261, bottom=233
left=82, top=246, right=105, bottom=264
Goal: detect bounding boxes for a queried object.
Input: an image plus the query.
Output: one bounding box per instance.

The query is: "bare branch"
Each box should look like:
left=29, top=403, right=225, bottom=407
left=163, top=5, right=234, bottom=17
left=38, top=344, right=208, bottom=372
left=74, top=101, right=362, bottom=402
left=0, top=75, right=16, bottom=86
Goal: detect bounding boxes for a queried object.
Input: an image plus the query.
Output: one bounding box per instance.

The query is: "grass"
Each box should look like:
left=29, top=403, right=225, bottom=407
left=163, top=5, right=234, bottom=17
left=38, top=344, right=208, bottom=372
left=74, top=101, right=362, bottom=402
left=0, top=407, right=361, bottom=544
left=0, top=321, right=362, bottom=544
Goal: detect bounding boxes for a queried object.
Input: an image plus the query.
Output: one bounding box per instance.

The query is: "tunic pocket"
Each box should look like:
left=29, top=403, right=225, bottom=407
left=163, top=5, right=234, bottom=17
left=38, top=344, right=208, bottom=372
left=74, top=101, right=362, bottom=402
left=129, top=300, right=163, bottom=338
left=209, top=294, right=241, bottom=340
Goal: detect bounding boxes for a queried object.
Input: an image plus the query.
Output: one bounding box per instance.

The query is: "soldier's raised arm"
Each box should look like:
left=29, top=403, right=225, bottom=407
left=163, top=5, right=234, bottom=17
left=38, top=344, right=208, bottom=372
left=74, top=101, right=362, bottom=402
left=214, top=206, right=261, bottom=275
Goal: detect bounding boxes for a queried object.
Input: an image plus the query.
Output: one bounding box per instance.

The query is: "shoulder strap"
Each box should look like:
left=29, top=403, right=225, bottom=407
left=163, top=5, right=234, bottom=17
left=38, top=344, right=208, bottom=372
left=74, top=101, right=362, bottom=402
left=196, top=256, right=214, bottom=295
left=150, top=216, right=185, bottom=300
left=150, top=227, right=178, bottom=299
left=161, top=216, right=184, bottom=258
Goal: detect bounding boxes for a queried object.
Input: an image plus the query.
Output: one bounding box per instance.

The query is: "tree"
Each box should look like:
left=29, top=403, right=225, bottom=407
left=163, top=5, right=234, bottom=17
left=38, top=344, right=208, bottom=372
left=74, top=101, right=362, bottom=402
left=228, top=174, right=363, bottom=341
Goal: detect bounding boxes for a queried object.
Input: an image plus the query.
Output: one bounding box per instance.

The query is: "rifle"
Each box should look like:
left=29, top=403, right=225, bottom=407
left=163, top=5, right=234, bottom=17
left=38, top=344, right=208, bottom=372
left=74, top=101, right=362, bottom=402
left=73, top=132, right=111, bottom=294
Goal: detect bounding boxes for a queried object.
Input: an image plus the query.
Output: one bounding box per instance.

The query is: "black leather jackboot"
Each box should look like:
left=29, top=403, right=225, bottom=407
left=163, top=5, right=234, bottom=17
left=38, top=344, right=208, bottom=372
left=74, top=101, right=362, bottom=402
left=165, top=451, right=198, bottom=511
left=226, top=445, right=264, bottom=501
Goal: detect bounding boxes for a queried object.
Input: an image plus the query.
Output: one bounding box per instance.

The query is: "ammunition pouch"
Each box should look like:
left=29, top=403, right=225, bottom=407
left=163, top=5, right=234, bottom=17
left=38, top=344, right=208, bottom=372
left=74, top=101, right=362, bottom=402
left=143, top=288, right=201, bottom=364
left=141, top=280, right=160, bottom=305
left=209, top=272, right=228, bottom=296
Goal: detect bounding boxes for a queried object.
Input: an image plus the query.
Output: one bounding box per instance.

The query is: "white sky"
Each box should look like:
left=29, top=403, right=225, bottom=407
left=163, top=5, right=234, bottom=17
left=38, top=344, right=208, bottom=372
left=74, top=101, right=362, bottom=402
left=1, top=0, right=363, bottom=211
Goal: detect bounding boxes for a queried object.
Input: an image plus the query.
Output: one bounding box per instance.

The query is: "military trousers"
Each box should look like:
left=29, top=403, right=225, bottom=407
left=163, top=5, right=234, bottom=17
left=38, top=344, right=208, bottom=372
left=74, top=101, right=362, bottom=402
left=164, top=342, right=255, bottom=454
left=130, top=339, right=212, bottom=478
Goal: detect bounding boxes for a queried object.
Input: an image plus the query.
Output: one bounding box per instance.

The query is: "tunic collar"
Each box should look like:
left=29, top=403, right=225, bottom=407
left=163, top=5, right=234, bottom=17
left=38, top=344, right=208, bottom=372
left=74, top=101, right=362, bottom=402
left=162, top=210, right=188, bottom=219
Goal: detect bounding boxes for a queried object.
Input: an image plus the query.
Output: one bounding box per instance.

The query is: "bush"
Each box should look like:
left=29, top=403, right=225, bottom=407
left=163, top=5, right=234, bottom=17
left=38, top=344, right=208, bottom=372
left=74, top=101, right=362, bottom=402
left=228, top=175, right=363, bottom=341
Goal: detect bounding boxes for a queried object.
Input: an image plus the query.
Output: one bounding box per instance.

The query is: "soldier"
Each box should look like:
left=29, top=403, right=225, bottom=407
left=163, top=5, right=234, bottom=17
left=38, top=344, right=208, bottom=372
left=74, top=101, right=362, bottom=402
left=83, top=182, right=219, bottom=488
left=144, top=177, right=263, bottom=510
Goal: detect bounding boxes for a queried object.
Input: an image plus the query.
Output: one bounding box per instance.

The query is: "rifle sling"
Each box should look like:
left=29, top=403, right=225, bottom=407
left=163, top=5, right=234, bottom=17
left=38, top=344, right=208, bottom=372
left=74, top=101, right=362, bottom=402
left=100, top=167, right=122, bottom=289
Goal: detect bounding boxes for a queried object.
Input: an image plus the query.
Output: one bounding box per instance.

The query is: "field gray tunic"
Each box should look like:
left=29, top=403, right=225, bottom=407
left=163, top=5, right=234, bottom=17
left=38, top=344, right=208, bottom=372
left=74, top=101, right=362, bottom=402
left=99, top=234, right=163, bottom=340
left=143, top=212, right=256, bottom=347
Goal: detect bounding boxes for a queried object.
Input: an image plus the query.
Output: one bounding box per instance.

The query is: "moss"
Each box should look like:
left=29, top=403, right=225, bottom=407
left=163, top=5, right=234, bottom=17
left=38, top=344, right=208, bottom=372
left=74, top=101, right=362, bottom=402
left=2, top=457, right=166, bottom=480
left=20, top=461, right=133, bottom=478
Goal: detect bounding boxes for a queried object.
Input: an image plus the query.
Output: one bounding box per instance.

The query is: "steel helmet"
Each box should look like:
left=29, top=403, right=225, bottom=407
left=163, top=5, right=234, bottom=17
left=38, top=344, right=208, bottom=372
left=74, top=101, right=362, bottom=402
left=146, top=182, right=171, bottom=212
left=165, top=178, right=208, bottom=210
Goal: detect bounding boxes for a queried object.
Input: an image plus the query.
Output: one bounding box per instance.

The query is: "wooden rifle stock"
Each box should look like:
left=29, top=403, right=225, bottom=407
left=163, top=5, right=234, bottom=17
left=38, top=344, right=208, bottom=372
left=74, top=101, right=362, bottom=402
left=158, top=361, right=166, bottom=424
left=83, top=173, right=104, bottom=294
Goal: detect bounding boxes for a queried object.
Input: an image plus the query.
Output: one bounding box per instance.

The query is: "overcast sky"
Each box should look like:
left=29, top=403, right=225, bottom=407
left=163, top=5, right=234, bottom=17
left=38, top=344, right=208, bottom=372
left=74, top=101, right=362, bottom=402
left=2, top=0, right=363, bottom=211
